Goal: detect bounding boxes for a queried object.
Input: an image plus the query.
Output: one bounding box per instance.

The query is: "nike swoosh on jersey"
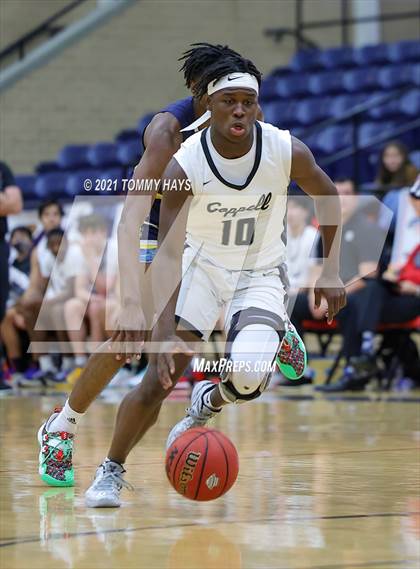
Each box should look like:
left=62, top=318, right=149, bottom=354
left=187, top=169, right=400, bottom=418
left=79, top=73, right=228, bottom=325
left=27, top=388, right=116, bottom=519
left=203, top=180, right=212, bottom=185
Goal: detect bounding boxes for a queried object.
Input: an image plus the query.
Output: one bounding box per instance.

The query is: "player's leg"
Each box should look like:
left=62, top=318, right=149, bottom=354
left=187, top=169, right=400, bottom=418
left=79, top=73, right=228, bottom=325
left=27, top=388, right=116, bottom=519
left=108, top=337, right=197, bottom=464
left=38, top=341, right=124, bottom=487
left=47, top=298, right=129, bottom=419
left=85, top=335, right=195, bottom=508
left=39, top=295, right=148, bottom=484
left=39, top=240, right=155, bottom=487
left=127, top=403, right=162, bottom=454
left=167, top=268, right=287, bottom=447
left=38, top=344, right=123, bottom=485
left=84, top=250, right=221, bottom=506
left=210, top=313, right=282, bottom=408
left=166, top=308, right=283, bottom=448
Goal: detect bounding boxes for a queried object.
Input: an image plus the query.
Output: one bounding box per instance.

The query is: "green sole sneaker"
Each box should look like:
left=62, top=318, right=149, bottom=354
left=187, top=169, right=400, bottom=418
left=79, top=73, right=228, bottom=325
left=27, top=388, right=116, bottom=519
left=38, top=409, right=75, bottom=487
left=276, top=326, right=307, bottom=380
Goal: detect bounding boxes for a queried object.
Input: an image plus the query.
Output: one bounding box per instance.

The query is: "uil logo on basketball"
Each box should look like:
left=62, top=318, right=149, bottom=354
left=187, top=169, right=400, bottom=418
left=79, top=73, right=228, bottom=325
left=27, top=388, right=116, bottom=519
left=178, top=451, right=201, bottom=494
left=205, top=473, right=220, bottom=490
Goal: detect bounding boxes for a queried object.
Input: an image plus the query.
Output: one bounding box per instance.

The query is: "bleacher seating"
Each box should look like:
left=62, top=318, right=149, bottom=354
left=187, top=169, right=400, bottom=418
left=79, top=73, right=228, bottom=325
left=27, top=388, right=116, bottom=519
left=35, top=161, right=61, bottom=175
left=57, top=145, right=91, bottom=170
left=115, top=128, right=140, bottom=143
left=410, top=150, right=420, bottom=169
left=65, top=169, right=101, bottom=197
left=34, top=172, right=68, bottom=199
left=14, top=175, right=37, bottom=201
left=319, top=45, right=357, bottom=69
left=87, top=143, right=120, bottom=169
left=116, top=140, right=142, bottom=168
left=16, top=39, right=419, bottom=203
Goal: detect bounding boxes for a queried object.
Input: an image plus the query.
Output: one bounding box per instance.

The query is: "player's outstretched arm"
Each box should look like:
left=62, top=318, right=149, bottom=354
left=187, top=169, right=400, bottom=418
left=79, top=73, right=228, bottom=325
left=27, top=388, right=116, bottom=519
left=113, top=115, right=183, bottom=359
left=152, top=158, right=193, bottom=388
left=290, top=136, right=346, bottom=322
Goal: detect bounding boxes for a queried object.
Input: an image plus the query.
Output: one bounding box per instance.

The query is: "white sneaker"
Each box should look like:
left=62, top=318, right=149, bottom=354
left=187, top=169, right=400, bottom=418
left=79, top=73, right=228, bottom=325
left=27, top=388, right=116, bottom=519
left=85, top=461, right=133, bottom=508
left=166, top=380, right=221, bottom=449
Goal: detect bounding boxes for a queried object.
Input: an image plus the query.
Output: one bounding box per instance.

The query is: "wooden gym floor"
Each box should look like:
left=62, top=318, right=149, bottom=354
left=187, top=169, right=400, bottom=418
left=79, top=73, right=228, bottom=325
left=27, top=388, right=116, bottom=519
left=0, top=388, right=419, bottom=569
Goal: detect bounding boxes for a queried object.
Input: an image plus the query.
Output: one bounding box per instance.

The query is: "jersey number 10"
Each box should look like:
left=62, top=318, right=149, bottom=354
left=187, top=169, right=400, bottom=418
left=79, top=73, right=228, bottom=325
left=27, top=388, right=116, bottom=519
left=221, top=218, right=255, bottom=246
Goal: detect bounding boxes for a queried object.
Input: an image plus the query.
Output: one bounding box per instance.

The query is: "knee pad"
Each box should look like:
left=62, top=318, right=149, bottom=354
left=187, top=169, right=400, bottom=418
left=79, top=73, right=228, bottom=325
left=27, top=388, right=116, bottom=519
left=219, top=308, right=285, bottom=403
left=218, top=363, right=272, bottom=403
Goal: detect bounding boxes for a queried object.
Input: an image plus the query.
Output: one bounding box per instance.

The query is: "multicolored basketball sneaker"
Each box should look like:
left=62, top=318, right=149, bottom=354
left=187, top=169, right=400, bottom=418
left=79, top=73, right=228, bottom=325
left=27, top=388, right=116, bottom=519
left=276, top=325, right=307, bottom=380
left=38, top=408, right=74, bottom=487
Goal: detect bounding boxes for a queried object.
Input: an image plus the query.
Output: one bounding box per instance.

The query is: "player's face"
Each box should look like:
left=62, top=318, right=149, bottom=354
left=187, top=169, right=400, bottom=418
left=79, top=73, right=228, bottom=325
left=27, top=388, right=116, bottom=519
left=209, top=88, right=258, bottom=142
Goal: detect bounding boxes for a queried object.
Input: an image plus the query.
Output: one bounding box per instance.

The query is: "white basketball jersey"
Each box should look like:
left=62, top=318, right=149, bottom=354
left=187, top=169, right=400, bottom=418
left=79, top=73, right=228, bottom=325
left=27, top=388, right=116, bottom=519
left=174, top=121, right=291, bottom=271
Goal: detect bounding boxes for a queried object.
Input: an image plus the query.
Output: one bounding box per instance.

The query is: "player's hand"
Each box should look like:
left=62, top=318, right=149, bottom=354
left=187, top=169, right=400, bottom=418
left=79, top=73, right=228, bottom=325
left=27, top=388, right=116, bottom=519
left=109, top=305, right=146, bottom=363
left=314, top=273, right=346, bottom=324
left=156, top=335, right=194, bottom=390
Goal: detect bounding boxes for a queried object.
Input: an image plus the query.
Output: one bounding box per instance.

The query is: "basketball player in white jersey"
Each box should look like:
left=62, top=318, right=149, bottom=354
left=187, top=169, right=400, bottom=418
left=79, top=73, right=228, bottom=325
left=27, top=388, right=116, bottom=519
left=83, top=55, right=346, bottom=507
left=36, top=44, right=261, bottom=493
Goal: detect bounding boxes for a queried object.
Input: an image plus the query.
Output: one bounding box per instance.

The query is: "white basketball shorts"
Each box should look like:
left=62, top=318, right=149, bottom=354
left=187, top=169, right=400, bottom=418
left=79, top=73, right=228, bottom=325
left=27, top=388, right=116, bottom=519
left=175, top=246, right=288, bottom=341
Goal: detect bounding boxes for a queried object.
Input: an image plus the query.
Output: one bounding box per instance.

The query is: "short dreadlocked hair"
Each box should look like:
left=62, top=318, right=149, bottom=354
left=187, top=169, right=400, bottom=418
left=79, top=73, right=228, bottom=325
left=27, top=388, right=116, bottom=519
left=179, top=42, right=243, bottom=88
left=193, top=56, right=262, bottom=99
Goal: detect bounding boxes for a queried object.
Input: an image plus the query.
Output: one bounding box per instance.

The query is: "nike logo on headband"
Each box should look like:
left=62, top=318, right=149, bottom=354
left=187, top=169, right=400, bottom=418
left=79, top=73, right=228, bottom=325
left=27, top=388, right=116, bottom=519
left=227, top=75, right=241, bottom=81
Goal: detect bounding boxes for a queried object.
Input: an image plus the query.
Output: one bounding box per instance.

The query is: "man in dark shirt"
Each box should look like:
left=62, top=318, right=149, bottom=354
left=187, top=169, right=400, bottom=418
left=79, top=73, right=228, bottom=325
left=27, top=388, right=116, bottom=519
left=0, top=161, right=23, bottom=389
left=0, top=226, right=32, bottom=378
left=291, top=177, right=385, bottom=390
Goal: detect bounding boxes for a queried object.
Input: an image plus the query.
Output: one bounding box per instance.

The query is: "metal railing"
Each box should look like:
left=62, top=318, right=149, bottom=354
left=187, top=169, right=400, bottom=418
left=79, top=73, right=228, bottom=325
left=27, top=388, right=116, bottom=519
left=265, top=0, right=420, bottom=51
left=298, top=86, right=419, bottom=188
left=0, top=0, right=89, bottom=65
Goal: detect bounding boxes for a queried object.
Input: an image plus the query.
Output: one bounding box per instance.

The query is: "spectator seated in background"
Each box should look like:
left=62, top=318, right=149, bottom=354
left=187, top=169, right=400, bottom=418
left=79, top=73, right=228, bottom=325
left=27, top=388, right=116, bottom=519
left=19, top=228, right=84, bottom=385
left=20, top=199, right=64, bottom=306
left=17, top=200, right=63, bottom=379
left=64, top=214, right=118, bottom=384
left=0, top=160, right=23, bottom=390
left=378, top=154, right=420, bottom=234
left=290, top=177, right=385, bottom=390
left=0, top=227, right=32, bottom=378
left=317, top=177, right=420, bottom=392
left=350, top=179, right=420, bottom=390
left=286, top=195, right=317, bottom=296
left=375, top=140, right=418, bottom=191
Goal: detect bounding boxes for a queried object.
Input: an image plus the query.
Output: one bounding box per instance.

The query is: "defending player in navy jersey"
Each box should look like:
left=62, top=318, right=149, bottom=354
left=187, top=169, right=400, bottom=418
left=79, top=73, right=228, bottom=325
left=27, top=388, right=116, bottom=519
left=81, top=55, right=346, bottom=506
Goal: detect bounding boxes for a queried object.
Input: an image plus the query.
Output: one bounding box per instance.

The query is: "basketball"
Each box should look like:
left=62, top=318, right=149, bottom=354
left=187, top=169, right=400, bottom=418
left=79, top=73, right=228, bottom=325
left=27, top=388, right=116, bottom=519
left=165, top=427, right=239, bottom=501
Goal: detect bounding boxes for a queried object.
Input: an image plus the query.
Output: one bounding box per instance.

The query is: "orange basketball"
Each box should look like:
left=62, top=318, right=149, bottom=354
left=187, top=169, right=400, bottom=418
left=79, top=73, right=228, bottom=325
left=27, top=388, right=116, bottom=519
left=165, top=427, right=239, bottom=501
